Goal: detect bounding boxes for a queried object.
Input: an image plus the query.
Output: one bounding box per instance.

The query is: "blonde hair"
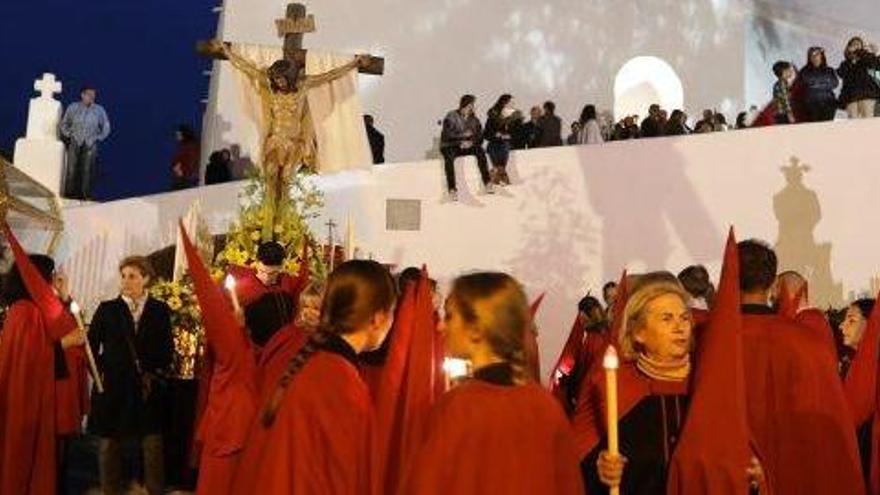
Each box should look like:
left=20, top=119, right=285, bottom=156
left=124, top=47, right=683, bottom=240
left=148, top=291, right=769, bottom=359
left=449, top=272, right=531, bottom=385
left=618, top=276, right=690, bottom=361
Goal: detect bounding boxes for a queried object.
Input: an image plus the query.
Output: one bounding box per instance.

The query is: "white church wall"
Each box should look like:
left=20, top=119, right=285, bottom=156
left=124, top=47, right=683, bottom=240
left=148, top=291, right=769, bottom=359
left=52, top=119, right=880, bottom=380
left=203, top=0, right=750, bottom=167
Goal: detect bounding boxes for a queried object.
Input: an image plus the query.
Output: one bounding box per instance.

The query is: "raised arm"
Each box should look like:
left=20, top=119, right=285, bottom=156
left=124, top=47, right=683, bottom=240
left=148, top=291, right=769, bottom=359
left=211, top=41, right=268, bottom=89
left=304, top=56, right=363, bottom=89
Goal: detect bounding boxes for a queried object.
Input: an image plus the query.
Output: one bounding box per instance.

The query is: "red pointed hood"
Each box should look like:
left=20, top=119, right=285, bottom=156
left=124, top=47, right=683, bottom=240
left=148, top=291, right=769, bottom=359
left=608, top=270, right=629, bottom=344
left=3, top=224, right=75, bottom=340
left=668, top=228, right=761, bottom=494
left=525, top=293, right=546, bottom=381
left=373, top=267, right=440, bottom=494
left=179, top=222, right=241, bottom=353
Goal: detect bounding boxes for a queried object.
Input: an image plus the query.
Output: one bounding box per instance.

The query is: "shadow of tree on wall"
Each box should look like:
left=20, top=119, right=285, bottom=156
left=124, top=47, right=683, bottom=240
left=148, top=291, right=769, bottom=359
left=504, top=161, right=600, bottom=339
left=773, top=156, right=843, bottom=308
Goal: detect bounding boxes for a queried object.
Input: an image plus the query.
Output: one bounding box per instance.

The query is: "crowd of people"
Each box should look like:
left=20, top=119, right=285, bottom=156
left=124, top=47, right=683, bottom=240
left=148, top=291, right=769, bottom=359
left=1, top=221, right=880, bottom=494
left=437, top=35, right=880, bottom=199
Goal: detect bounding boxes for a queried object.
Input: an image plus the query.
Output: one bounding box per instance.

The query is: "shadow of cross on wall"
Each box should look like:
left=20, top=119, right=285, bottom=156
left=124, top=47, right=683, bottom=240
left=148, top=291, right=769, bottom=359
left=773, top=156, right=843, bottom=308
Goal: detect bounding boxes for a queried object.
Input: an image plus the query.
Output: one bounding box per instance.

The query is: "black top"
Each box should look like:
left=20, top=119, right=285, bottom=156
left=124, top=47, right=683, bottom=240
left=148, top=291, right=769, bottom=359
left=741, top=304, right=775, bottom=315
left=582, top=393, right=690, bottom=494
left=472, top=362, right=515, bottom=386
left=535, top=114, right=563, bottom=147
left=837, top=50, right=880, bottom=105
left=88, top=296, right=173, bottom=437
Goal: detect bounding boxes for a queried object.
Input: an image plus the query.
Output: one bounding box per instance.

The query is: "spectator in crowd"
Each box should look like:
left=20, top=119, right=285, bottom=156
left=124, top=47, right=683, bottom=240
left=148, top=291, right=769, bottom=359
left=640, top=104, right=665, bottom=138
left=678, top=264, right=715, bottom=310
left=694, top=109, right=715, bottom=131
left=773, top=61, right=797, bottom=124
left=364, top=114, right=385, bottom=164
left=536, top=101, right=563, bottom=147
left=440, top=94, right=493, bottom=201
left=665, top=110, right=690, bottom=135
left=485, top=94, right=519, bottom=186
left=602, top=281, right=618, bottom=315
left=170, top=125, right=200, bottom=191
left=736, top=112, right=749, bottom=129
left=89, top=256, right=173, bottom=495
left=713, top=113, right=729, bottom=131
left=204, top=149, right=233, bottom=185
left=512, top=105, right=543, bottom=150
left=577, top=104, right=604, bottom=145
left=800, top=47, right=840, bottom=122
left=60, top=86, right=111, bottom=200
left=837, top=36, right=880, bottom=119
left=694, top=119, right=715, bottom=134
left=612, top=115, right=640, bottom=140
left=566, top=122, right=582, bottom=145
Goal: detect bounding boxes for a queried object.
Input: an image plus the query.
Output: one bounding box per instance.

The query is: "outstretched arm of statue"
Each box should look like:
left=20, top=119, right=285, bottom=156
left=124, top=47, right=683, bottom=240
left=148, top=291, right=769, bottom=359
left=304, top=55, right=367, bottom=89
left=208, top=40, right=267, bottom=89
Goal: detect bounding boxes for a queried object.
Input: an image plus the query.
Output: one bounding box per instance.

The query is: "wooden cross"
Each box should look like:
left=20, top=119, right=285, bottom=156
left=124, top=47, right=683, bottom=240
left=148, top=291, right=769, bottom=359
left=197, top=2, right=384, bottom=76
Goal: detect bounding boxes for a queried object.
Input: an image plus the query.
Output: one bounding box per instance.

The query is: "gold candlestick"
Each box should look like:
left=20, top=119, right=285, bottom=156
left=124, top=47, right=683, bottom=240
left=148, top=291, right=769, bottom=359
left=70, top=301, right=103, bottom=394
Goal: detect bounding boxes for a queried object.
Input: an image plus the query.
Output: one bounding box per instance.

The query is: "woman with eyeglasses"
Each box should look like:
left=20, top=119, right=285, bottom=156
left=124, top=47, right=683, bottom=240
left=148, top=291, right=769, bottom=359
left=799, top=47, right=840, bottom=122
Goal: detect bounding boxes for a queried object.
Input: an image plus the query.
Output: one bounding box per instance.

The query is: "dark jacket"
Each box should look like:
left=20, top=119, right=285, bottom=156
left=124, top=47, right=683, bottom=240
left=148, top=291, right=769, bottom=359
left=535, top=114, right=563, bottom=147
left=640, top=116, right=663, bottom=138
left=205, top=159, right=232, bottom=185
left=512, top=120, right=539, bottom=149
left=440, top=110, right=483, bottom=149
left=88, top=296, right=173, bottom=437
left=837, top=50, right=880, bottom=105
left=800, top=66, right=840, bottom=104
left=484, top=109, right=520, bottom=144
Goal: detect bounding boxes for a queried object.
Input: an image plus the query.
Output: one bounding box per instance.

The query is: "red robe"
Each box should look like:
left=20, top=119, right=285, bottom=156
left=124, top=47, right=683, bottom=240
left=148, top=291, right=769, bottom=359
left=180, top=224, right=258, bottom=495
left=226, top=265, right=306, bottom=308
left=742, top=310, right=865, bottom=494
left=0, top=226, right=87, bottom=494
left=549, top=315, right=608, bottom=415
left=669, top=229, right=761, bottom=495
left=400, top=380, right=583, bottom=494
left=0, top=302, right=59, bottom=495
left=232, top=342, right=373, bottom=494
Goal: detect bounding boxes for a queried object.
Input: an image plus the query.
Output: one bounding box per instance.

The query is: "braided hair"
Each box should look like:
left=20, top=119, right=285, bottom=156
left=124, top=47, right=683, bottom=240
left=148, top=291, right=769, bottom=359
left=448, top=272, right=531, bottom=385
left=261, top=260, right=396, bottom=426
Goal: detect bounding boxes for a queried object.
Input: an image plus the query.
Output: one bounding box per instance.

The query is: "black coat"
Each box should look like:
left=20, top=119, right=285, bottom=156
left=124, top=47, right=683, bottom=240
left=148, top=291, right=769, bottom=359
left=535, top=114, right=563, bottom=147
left=799, top=66, right=840, bottom=104
left=88, top=296, right=173, bottom=438
left=837, top=51, right=880, bottom=105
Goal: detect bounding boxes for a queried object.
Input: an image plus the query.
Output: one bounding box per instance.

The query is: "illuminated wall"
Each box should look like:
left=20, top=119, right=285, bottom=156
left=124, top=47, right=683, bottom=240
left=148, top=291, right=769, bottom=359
left=204, top=0, right=750, bottom=165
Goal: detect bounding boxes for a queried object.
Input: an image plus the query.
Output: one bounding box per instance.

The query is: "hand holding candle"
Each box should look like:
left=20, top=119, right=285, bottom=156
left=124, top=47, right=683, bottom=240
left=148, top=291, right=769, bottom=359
left=603, top=345, right=621, bottom=495
left=442, top=357, right=471, bottom=391
left=70, top=301, right=104, bottom=394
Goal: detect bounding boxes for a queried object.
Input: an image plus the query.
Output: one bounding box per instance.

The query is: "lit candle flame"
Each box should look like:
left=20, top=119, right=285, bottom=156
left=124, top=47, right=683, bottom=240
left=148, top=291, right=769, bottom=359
left=442, top=358, right=470, bottom=379
left=70, top=301, right=81, bottom=315
left=224, top=274, right=237, bottom=291
left=603, top=346, right=619, bottom=370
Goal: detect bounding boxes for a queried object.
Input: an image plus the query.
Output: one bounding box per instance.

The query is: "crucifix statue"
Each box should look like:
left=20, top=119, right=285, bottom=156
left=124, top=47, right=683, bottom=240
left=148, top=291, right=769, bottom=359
left=198, top=3, right=384, bottom=241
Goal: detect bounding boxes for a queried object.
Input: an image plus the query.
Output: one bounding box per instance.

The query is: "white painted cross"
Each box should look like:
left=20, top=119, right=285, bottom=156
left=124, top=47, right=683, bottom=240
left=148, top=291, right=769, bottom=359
left=34, top=73, right=62, bottom=99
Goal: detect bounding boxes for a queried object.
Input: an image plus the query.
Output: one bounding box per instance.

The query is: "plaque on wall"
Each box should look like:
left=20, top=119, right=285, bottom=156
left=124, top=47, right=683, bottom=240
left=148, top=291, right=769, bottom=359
left=386, top=199, right=421, bottom=231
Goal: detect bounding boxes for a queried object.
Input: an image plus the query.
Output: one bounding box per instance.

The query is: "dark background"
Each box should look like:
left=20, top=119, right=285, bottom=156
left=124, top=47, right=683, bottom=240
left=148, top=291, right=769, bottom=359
left=0, top=0, right=217, bottom=200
